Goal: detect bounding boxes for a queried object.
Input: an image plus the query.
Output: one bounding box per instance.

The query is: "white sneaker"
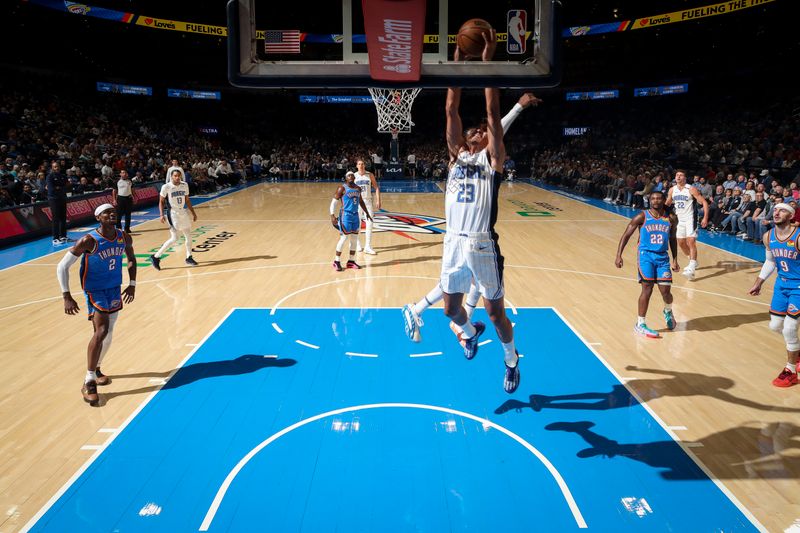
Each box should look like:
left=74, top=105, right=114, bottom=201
left=364, top=247, right=377, bottom=255
left=682, top=267, right=695, bottom=281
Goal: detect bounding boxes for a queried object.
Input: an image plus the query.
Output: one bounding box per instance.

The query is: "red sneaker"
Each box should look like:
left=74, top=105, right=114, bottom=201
left=346, top=260, right=362, bottom=269
left=772, top=368, right=798, bottom=388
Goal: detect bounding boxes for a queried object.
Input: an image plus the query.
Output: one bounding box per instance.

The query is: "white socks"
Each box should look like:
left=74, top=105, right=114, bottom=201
left=85, top=370, right=97, bottom=384
left=502, top=340, right=518, bottom=367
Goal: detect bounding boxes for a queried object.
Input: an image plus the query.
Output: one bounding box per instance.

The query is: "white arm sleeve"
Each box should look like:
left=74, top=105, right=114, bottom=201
left=330, top=198, right=339, bottom=215
left=57, top=252, right=80, bottom=293
left=759, top=249, right=776, bottom=280
left=500, top=103, right=524, bottom=136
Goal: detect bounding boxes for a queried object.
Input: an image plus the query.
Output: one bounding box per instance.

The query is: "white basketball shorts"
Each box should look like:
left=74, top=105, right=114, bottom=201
left=440, top=231, right=504, bottom=301
left=676, top=218, right=697, bottom=239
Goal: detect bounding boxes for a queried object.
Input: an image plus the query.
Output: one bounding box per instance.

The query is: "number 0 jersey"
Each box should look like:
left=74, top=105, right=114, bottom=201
left=639, top=210, right=671, bottom=254
left=80, top=228, right=125, bottom=291
left=445, top=148, right=501, bottom=234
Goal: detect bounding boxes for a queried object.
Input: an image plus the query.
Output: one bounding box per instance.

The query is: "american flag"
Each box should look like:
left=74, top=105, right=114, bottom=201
left=264, top=30, right=301, bottom=54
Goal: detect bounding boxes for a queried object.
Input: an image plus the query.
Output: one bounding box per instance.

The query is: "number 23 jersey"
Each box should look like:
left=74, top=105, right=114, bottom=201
left=445, top=148, right=500, bottom=234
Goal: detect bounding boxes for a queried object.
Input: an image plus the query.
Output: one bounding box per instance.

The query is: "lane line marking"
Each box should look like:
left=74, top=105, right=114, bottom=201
left=272, top=322, right=283, bottom=333
left=345, top=352, right=378, bottom=358
left=295, top=340, right=319, bottom=349
left=409, top=352, right=442, bottom=357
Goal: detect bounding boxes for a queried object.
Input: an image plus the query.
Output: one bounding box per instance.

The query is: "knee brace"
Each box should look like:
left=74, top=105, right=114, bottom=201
left=782, top=316, right=799, bottom=351
left=769, top=314, right=785, bottom=333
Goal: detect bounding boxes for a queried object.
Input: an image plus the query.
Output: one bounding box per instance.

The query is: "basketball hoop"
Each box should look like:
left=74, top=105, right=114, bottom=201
left=368, top=87, right=422, bottom=134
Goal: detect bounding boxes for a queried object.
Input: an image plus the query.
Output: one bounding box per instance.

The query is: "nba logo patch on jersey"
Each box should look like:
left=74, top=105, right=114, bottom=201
left=506, top=10, right=527, bottom=54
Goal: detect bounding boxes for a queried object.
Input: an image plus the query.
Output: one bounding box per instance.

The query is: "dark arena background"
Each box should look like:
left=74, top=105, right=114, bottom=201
left=2, top=1, right=799, bottom=532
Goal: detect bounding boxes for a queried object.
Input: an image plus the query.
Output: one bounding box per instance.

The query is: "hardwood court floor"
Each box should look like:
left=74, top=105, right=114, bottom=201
left=0, top=181, right=797, bottom=531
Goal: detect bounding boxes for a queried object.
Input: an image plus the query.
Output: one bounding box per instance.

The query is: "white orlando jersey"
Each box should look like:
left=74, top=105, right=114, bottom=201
left=160, top=181, right=191, bottom=216
left=670, top=185, right=696, bottom=220
left=445, top=149, right=500, bottom=234
left=354, top=171, right=373, bottom=202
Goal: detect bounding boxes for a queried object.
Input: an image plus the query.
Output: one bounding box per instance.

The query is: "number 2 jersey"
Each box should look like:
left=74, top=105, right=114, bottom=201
left=445, top=148, right=501, bottom=234
left=80, top=228, right=125, bottom=291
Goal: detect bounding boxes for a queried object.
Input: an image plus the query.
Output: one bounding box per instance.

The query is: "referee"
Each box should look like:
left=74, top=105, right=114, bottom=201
left=113, top=169, right=134, bottom=233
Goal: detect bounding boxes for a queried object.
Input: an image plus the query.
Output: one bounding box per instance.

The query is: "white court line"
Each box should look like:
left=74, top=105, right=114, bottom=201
left=295, top=340, right=319, bottom=349
left=668, top=426, right=688, bottom=431
left=549, top=307, right=766, bottom=532
left=80, top=445, right=102, bottom=451
left=478, top=339, right=493, bottom=347
left=589, top=342, right=602, bottom=346
left=20, top=308, right=239, bottom=533
left=270, top=275, right=438, bottom=315
left=185, top=343, right=199, bottom=347
left=345, top=352, right=378, bottom=358
left=263, top=355, right=278, bottom=359
left=409, top=352, right=442, bottom=358
left=198, top=402, right=588, bottom=531
left=149, top=378, right=168, bottom=385
left=685, top=442, right=705, bottom=448
left=97, top=428, right=117, bottom=434
left=271, top=322, right=283, bottom=334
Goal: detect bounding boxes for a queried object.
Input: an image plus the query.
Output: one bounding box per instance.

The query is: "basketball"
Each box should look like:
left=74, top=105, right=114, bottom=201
left=456, top=18, right=493, bottom=57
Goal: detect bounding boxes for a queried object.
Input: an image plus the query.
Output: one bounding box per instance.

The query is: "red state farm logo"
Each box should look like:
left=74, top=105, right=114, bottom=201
left=639, top=19, right=648, bottom=26
left=144, top=18, right=153, bottom=25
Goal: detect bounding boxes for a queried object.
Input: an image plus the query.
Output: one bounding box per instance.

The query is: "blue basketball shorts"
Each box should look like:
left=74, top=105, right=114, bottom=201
left=770, top=278, right=800, bottom=317
left=85, top=287, right=122, bottom=319
left=637, top=250, right=672, bottom=284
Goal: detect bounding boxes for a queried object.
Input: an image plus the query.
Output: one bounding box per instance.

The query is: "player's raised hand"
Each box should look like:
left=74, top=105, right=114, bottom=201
left=481, top=30, right=497, bottom=62
left=518, top=93, right=542, bottom=108
left=63, top=294, right=80, bottom=315
left=453, top=45, right=463, bottom=62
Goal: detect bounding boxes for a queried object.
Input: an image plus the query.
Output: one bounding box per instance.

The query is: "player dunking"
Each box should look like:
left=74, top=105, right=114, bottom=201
left=331, top=171, right=373, bottom=271
left=748, top=202, right=800, bottom=387
left=440, top=31, right=520, bottom=393
left=353, top=159, right=381, bottom=255
left=665, top=169, right=708, bottom=280
left=56, top=204, right=137, bottom=406
left=402, top=92, right=541, bottom=342
left=615, top=190, right=679, bottom=338
left=150, top=169, right=198, bottom=270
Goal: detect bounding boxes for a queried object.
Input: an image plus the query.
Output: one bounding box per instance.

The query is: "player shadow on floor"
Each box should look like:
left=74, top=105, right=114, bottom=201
left=368, top=255, right=443, bottom=268
left=544, top=420, right=800, bottom=480
left=155, top=254, right=277, bottom=269
left=680, top=311, right=766, bottom=332
left=494, top=365, right=800, bottom=415
left=367, top=241, right=441, bottom=254
left=691, top=260, right=760, bottom=282
left=97, top=355, right=296, bottom=406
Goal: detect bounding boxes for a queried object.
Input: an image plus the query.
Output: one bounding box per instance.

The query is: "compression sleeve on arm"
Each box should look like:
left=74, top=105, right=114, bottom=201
left=330, top=198, right=339, bottom=215
left=759, top=249, right=776, bottom=280
left=57, top=252, right=79, bottom=293
left=500, top=103, right=524, bottom=135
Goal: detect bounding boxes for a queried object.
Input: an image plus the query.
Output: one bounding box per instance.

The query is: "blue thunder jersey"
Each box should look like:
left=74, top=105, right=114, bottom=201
left=340, top=183, right=361, bottom=217
left=769, top=227, right=800, bottom=283
left=639, top=210, right=671, bottom=253
left=80, top=229, right=125, bottom=291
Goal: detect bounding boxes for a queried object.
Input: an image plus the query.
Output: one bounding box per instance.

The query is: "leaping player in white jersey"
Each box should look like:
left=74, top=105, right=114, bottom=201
left=440, top=32, right=520, bottom=394
left=665, top=169, right=708, bottom=280
left=402, top=92, right=541, bottom=343
left=353, top=159, right=381, bottom=255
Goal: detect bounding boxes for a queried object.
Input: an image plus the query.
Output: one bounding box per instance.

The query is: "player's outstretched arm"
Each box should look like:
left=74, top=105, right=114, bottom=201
left=749, top=233, right=774, bottom=296
left=330, top=186, right=345, bottom=225
left=358, top=195, right=373, bottom=222
left=185, top=195, right=197, bottom=222
left=123, top=232, right=137, bottom=304
left=691, top=187, right=709, bottom=227
left=669, top=214, right=680, bottom=271
left=371, top=172, right=381, bottom=210
left=615, top=212, right=645, bottom=268
left=446, top=88, right=464, bottom=162
left=500, top=92, right=541, bottom=135
left=56, top=234, right=95, bottom=315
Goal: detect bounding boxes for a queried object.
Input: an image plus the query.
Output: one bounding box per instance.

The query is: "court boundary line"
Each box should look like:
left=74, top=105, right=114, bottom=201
left=19, top=308, right=238, bottom=533
left=550, top=307, right=767, bottom=532
left=198, top=402, right=588, bottom=531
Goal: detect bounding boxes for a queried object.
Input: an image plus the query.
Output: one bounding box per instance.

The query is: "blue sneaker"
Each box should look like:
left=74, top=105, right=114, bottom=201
left=504, top=352, right=520, bottom=393
left=663, top=308, right=676, bottom=330
left=460, top=321, right=486, bottom=360
left=401, top=304, right=423, bottom=342
left=633, top=323, right=660, bottom=338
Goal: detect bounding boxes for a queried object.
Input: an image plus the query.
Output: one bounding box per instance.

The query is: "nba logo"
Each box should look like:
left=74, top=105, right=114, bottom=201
left=507, top=10, right=527, bottom=54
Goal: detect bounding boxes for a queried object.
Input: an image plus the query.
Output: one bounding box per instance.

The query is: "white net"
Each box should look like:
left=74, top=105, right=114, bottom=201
left=368, top=88, right=422, bottom=134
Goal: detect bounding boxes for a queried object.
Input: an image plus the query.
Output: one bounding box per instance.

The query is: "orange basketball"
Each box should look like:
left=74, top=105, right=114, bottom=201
left=456, top=18, right=493, bottom=57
